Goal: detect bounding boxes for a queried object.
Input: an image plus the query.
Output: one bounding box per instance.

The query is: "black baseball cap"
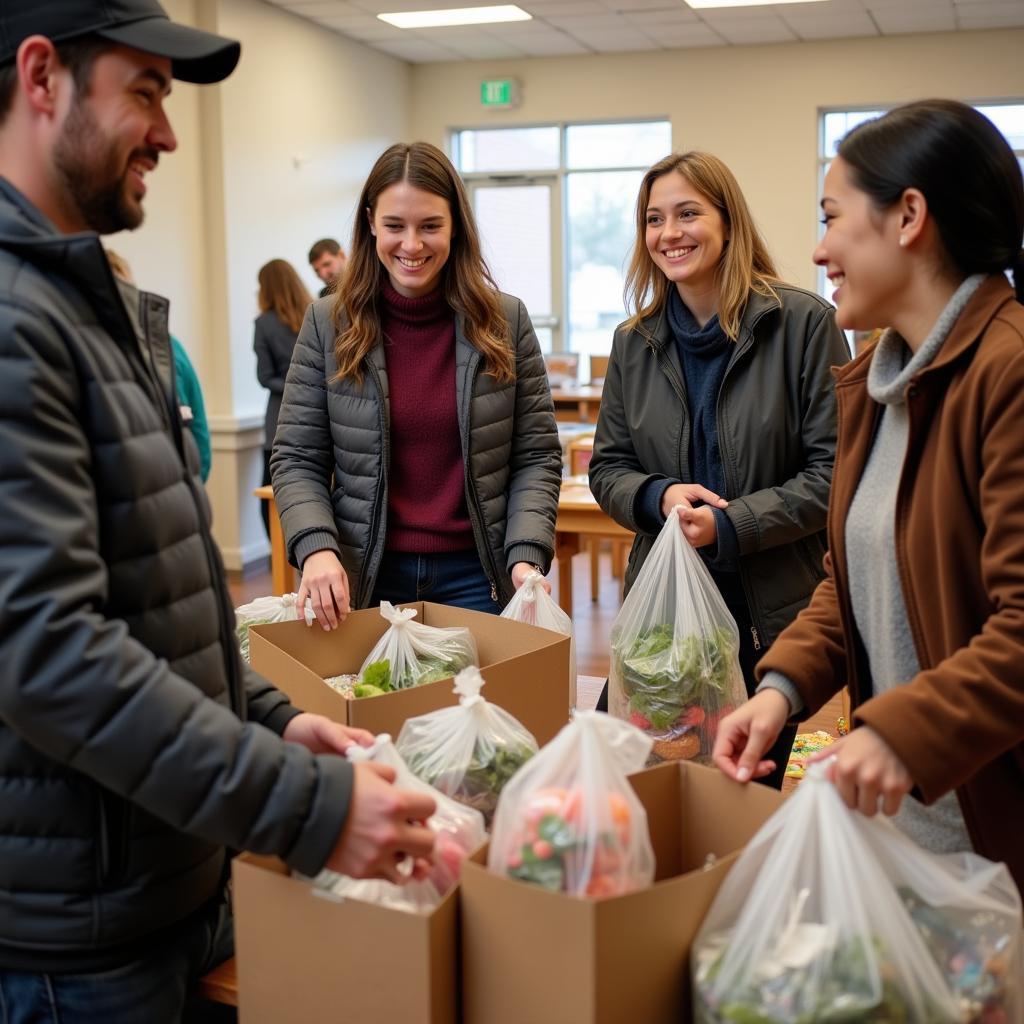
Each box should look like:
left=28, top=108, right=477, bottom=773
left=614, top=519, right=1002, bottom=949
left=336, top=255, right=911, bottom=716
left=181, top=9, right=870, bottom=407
left=0, top=0, right=241, bottom=84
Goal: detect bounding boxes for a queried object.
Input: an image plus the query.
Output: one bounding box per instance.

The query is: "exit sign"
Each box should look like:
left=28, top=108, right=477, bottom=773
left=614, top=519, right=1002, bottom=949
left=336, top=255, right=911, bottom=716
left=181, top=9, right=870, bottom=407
left=480, top=78, right=519, bottom=109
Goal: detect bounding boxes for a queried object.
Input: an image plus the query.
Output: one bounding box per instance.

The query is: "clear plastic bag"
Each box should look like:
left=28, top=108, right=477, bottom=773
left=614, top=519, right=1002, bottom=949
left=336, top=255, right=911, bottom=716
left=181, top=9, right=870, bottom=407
left=310, top=734, right=486, bottom=914
left=692, top=762, right=1022, bottom=1024
left=396, top=666, right=539, bottom=827
left=357, top=602, right=478, bottom=694
left=234, top=593, right=312, bottom=662
left=500, top=570, right=578, bottom=710
left=609, top=507, right=746, bottom=763
left=487, top=711, right=655, bottom=899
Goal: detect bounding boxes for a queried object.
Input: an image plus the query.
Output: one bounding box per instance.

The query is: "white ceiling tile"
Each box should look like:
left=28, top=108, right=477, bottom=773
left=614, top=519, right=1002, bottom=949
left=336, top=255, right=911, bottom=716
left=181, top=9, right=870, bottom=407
left=575, top=28, right=661, bottom=47
left=872, top=6, right=956, bottom=31
left=697, top=12, right=797, bottom=40
left=522, top=0, right=607, bottom=13
left=623, top=7, right=701, bottom=24
left=544, top=12, right=632, bottom=28
left=371, top=37, right=463, bottom=59
left=603, top=0, right=698, bottom=10
left=338, top=19, right=409, bottom=39
left=780, top=8, right=880, bottom=38
left=645, top=21, right=726, bottom=44
left=955, top=0, right=1024, bottom=27
left=444, top=37, right=532, bottom=55
left=862, top=0, right=951, bottom=9
left=510, top=33, right=593, bottom=50
left=278, top=0, right=355, bottom=13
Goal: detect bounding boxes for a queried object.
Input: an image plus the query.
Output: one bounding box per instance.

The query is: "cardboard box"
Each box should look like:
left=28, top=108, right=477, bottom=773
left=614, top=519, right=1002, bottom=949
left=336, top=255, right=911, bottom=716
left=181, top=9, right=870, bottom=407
left=250, top=601, right=571, bottom=745
left=233, top=853, right=459, bottom=1024
left=460, top=761, right=785, bottom=1024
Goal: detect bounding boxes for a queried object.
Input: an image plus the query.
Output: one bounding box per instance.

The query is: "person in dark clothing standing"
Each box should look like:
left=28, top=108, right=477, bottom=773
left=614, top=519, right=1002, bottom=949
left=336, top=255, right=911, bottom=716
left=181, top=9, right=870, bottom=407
left=272, top=142, right=562, bottom=627
left=589, top=151, right=850, bottom=788
left=255, top=258, right=312, bottom=536
left=308, top=236, right=346, bottom=297
left=0, top=6, right=436, bottom=1020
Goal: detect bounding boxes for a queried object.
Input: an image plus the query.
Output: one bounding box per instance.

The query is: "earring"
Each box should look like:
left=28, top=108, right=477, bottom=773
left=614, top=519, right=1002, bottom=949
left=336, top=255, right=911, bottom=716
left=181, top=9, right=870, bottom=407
left=899, top=234, right=908, bottom=247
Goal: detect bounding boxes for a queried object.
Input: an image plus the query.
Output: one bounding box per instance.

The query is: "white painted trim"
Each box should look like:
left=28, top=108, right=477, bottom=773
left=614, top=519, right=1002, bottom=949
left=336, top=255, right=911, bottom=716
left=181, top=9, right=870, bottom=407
left=208, top=412, right=264, bottom=433
left=220, top=536, right=272, bottom=572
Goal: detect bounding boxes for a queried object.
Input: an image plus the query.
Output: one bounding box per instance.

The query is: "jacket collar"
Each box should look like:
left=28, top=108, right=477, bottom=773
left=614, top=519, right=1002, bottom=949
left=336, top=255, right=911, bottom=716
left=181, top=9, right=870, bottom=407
left=0, top=177, right=139, bottom=355
left=833, top=274, right=1016, bottom=391
left=642, top=285, right=783, bottom=352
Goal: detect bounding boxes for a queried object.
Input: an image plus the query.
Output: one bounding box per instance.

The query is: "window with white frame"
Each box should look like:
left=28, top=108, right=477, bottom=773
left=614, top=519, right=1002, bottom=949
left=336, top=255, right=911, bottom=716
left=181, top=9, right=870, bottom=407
left=452, top=120, right=672, bottom=380
left=817, top=103, right=1024, bottom=310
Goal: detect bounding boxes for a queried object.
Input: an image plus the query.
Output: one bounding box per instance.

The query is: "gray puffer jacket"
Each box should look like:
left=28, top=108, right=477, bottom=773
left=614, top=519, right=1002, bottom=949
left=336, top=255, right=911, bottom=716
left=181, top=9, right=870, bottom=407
left=590, top=285, right=850, bottom=649
left=0, top=180, right=352, bottom=972
left=271, top=293, right=562, bottom=607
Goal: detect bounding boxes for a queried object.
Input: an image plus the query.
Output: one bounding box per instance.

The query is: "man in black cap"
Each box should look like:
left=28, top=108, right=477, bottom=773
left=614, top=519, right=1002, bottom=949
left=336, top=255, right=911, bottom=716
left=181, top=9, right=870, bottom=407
left=0, top=4, right=435, bottom=1019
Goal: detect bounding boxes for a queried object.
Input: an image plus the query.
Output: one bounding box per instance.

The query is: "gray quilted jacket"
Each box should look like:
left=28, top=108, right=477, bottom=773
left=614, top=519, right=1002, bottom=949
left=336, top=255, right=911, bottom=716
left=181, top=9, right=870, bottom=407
left=270, top=293, right=562, bottom=607
left=0, top=180, right=353, bottom=971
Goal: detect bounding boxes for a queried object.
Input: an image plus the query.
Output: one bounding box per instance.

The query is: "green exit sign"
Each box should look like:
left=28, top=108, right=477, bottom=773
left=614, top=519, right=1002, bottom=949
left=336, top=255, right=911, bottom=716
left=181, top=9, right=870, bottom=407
left=480, top=78, right=519, bottom=109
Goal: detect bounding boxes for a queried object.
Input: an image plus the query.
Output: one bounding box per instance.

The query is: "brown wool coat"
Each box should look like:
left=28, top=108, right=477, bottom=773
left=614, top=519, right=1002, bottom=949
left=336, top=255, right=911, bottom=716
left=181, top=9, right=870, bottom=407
left=757, top=275, right=1024, bottom=887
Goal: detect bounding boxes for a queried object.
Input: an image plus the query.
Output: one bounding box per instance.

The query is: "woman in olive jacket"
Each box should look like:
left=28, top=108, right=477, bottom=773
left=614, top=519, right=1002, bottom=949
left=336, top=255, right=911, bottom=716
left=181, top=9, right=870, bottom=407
left=589, top=151, right=849, bottom=788
left=715, top=102, right=1024, bottom=883
left=271, top=143, right=562, bottom=628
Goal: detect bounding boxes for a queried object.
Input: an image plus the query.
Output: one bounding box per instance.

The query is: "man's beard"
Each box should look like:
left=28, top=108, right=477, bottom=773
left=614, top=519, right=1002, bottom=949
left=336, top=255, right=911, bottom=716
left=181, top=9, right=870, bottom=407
left=53, top=98, right=157, bottom=235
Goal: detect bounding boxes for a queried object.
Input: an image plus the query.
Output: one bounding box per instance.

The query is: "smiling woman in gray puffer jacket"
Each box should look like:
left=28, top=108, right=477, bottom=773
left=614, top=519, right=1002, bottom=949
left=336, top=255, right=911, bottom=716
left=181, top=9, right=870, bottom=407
left=271, top=143, right=562, bottom=629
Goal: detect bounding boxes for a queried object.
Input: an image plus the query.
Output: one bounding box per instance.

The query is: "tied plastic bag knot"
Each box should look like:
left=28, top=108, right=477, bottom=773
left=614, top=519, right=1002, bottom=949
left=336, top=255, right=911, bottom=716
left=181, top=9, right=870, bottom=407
left=802, top=757, right=835, bottom=784
left=453, top=666, right=486, bottom=708
left=346, top=734, right=392, bottom=764
left=379, top=601, right=418, bottom=628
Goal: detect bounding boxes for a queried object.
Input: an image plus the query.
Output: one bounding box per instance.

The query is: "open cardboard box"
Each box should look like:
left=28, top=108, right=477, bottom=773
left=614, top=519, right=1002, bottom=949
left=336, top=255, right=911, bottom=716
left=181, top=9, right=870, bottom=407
left=250, top=601, right=571, bottom=745
left=460, top=760, right=785, bottom=1024
left=233, top=854, right=459, bottom=1024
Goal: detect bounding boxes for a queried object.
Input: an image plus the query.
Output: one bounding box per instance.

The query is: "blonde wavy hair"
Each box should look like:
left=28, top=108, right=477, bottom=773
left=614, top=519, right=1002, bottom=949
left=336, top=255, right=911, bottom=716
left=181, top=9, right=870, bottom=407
left=624, top=151, right=780, bottom=341
left=333, top=142, right=514, bottom=385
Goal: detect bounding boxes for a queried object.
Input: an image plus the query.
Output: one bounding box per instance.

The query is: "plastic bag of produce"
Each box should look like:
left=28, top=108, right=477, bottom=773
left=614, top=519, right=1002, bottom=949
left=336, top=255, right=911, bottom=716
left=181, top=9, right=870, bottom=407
left=609, top=506, right=745, bottom=763
left=487, top=711, right=655, bottom=898
left=311, top=734, right=486, bottom=913
left=357, top=601, right=478, bottom=693
left=234, top=593, right=312, bottom=662
left=397, top=667, right=538, bottom=826
left=692, top=761, right=1022, bottom=1024
left=500, top=569, right=578, bottom=709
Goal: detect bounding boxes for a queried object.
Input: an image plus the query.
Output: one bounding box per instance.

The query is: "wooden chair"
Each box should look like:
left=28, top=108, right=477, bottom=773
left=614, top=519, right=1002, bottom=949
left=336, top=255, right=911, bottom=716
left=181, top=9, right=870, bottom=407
left=588, top=354, right=609, bottom=384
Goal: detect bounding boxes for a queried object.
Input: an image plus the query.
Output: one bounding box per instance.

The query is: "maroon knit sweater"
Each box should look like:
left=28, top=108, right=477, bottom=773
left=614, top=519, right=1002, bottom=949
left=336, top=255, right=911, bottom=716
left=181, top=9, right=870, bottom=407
left=381, top=280, right=475, bottom=553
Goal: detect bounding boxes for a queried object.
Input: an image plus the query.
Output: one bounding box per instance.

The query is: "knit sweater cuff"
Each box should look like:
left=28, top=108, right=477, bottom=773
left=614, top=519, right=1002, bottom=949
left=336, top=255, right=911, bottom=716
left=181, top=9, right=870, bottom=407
left=293, top=531, right=341, bottom=569
left=506, top=542, right=550, bottom=575
left=634, top=477, right=676, bottom=534
left=706, top=507, right=740, bottom=565
left=756, top=670, right=806, bottom=719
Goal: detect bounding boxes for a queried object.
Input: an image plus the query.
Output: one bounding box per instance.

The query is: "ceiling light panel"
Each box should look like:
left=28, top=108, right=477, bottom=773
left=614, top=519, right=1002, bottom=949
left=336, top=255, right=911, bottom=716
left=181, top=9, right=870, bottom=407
left=378, top=5, right=532, bottom=27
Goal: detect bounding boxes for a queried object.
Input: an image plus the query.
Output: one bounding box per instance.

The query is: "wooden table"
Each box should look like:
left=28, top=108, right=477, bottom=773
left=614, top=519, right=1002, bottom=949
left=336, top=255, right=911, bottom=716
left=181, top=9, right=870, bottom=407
left=254, top=485, right=292, bottom=596
left=555, top=480, right=633, bottom=614
left=550, top=384, right=602, bottom=423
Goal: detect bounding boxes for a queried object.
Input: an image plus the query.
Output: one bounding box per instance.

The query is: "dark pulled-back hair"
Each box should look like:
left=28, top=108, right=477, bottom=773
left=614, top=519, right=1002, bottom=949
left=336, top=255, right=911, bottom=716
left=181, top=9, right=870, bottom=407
left=0, top=34, right=112, bottom=126
left=839, top=99, right=1024, bottom=301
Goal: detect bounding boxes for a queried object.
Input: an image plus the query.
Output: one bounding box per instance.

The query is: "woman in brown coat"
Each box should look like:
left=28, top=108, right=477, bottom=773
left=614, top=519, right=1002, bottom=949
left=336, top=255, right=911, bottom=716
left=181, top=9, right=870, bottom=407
left=714, top=100, right=1024, bottom=887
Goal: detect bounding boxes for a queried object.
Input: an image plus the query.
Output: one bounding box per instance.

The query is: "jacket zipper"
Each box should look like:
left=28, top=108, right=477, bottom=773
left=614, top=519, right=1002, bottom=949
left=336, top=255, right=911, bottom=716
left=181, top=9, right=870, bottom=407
left=750, top=626, right=762, bottom=652
left=460, top=357, right=502, bottom=602
left=362, top=360, right=391, bottom=608
left=134, top=294, right=243, bottom=713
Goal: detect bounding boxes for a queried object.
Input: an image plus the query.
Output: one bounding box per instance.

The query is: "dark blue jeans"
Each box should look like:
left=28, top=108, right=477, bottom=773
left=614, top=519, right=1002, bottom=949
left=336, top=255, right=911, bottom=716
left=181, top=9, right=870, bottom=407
left=0, top=893, right=234, bottom=1024
left=370, top=549, right=499, bottom=614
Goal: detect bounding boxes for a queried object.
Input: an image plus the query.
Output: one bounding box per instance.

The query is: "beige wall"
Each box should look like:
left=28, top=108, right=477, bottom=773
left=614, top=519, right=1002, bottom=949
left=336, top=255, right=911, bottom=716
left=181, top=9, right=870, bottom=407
left=411, top=29, right=1024, bottom=291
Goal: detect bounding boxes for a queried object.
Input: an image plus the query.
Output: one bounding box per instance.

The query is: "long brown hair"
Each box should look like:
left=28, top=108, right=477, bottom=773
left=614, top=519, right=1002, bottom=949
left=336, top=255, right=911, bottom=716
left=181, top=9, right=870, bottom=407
left=258, top=259, right=312, bottom=335
left=624, top=151, right=779, bottom=341
left=333, top=142, right=514, bottom=384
